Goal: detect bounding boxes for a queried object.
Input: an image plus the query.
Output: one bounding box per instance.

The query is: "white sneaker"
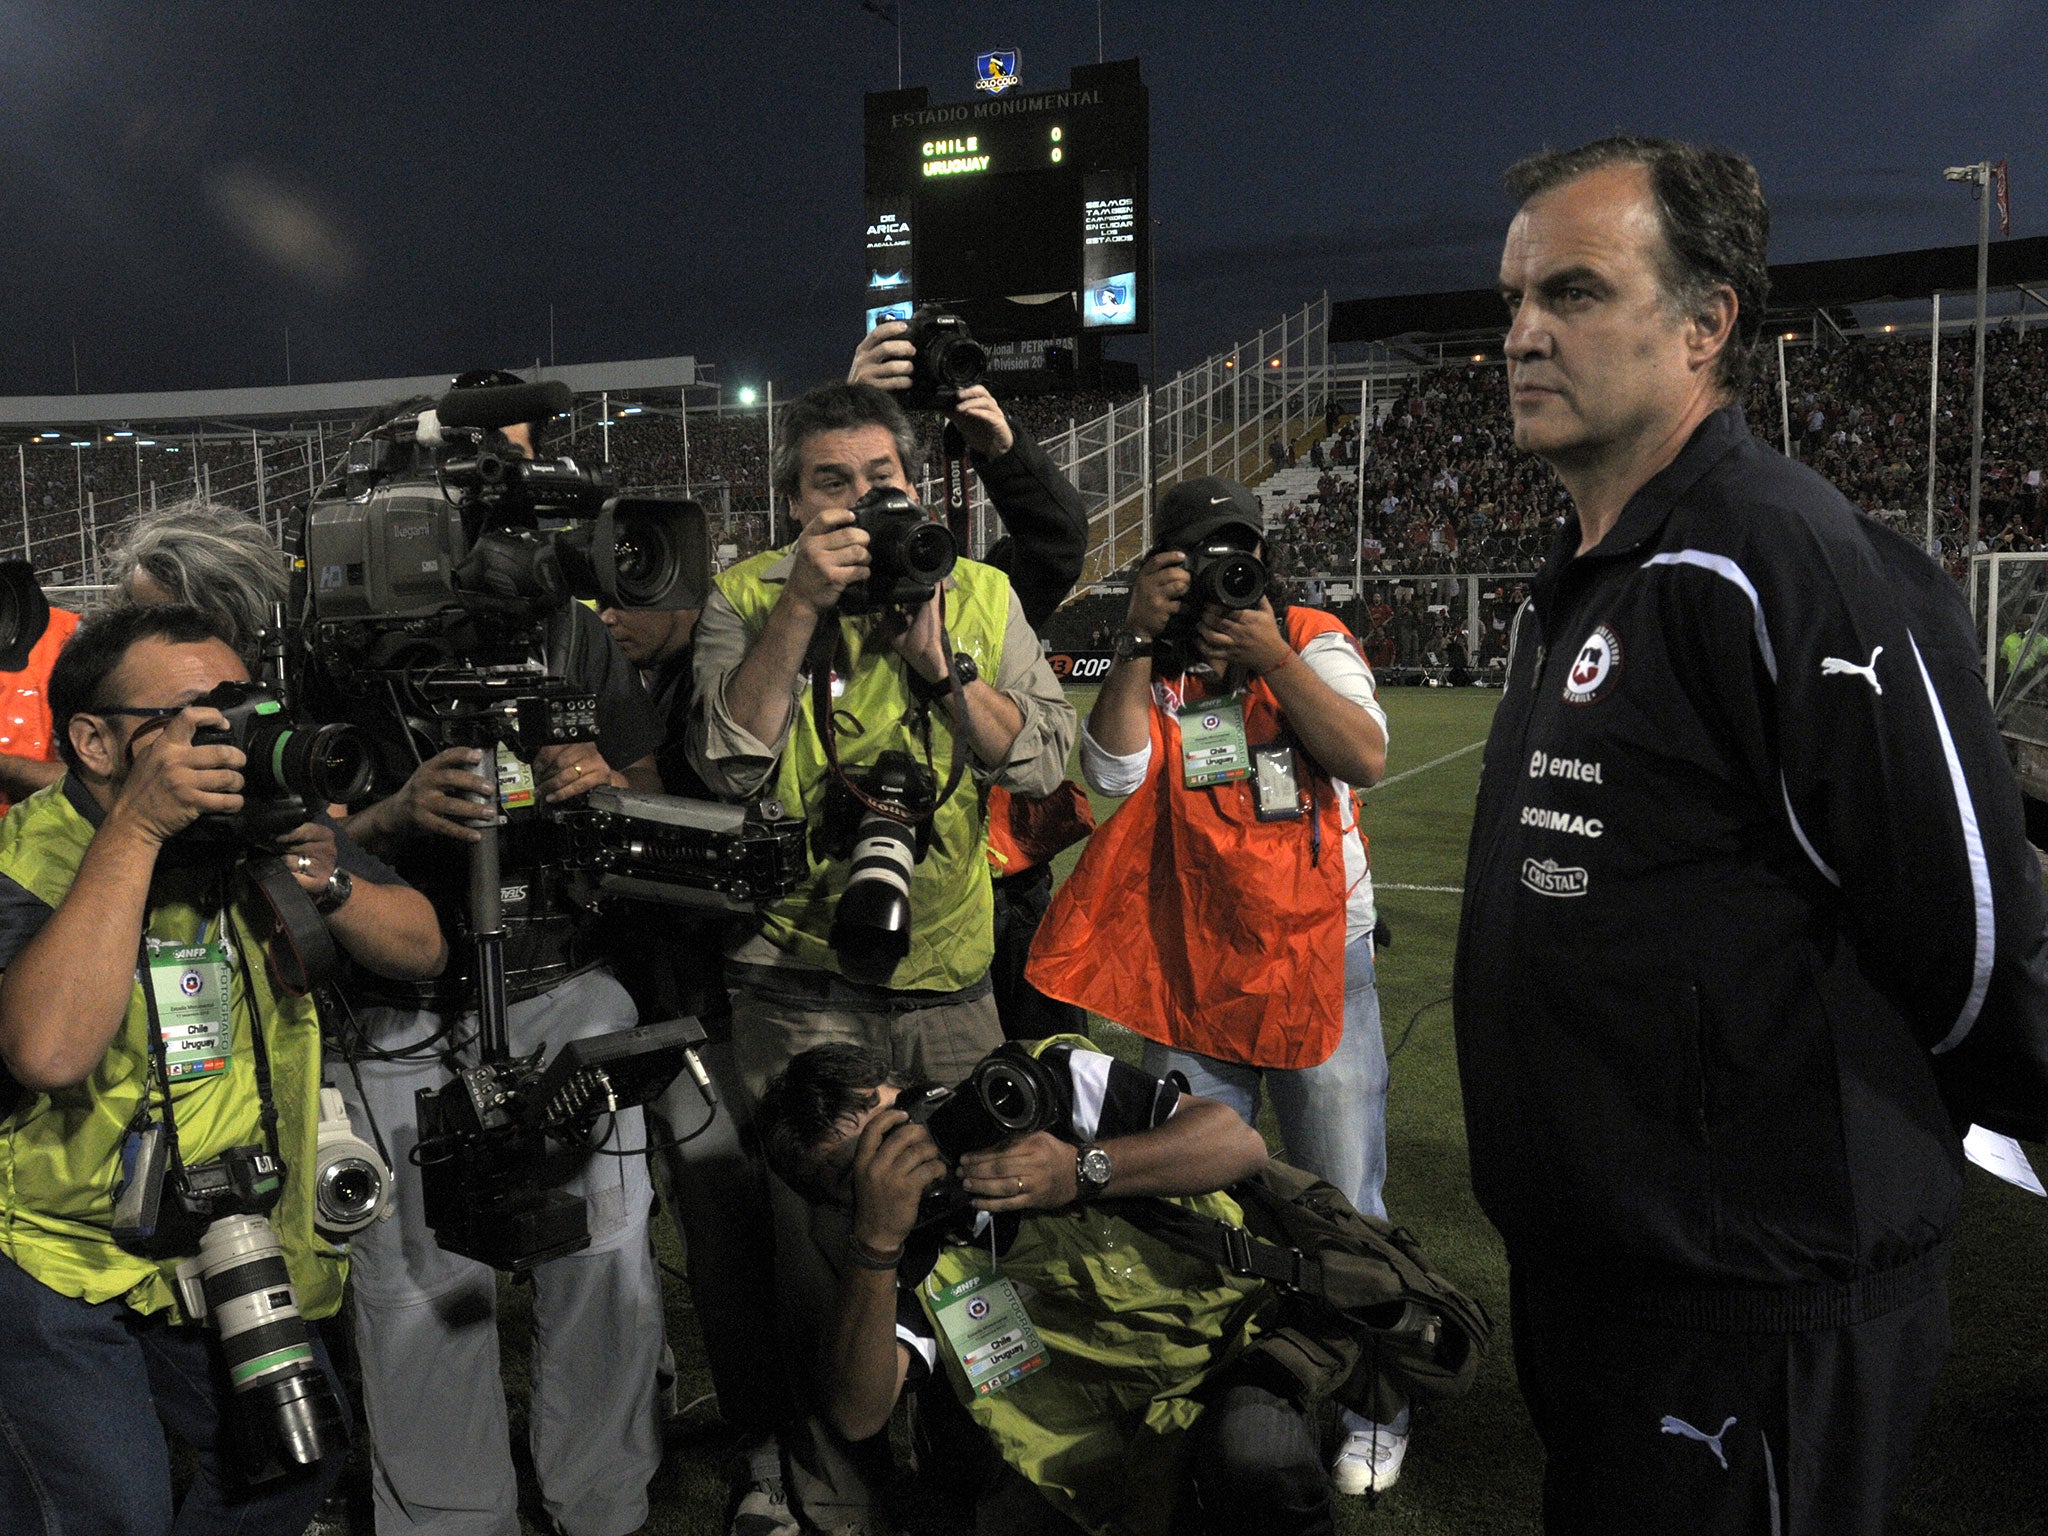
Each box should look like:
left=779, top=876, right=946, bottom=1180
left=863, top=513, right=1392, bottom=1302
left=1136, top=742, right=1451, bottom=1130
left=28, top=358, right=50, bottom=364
left=1330, top=1406, right=1410, bottom=1496
left=730, top=1479, right=800, bottom=1536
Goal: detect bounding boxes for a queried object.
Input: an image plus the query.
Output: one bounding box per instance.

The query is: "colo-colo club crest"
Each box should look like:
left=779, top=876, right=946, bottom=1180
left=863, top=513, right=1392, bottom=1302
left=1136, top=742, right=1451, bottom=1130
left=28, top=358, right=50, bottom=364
left=1562, top=623, right=1622, bottom=706
left=975, top=50, right=1021, bottom=94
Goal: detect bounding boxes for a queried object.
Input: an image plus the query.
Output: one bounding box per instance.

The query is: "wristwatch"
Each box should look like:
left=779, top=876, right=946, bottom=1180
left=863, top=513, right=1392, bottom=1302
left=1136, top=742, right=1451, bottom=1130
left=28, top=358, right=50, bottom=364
left=912, top=650, right=980, bottom=704
left=1112, top=628, right=1156, bottom=662
left=1075, top=1144, right=1112, bottom=1200
left=315, top=867, right=355, bottom=916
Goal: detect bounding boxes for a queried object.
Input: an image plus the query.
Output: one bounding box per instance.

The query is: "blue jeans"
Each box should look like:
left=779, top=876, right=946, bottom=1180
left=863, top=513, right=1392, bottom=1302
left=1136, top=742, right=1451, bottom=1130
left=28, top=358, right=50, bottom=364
left=0, top=1249, right=346, bottom=1535
left=1143, top=935, right=1388, bottom=1219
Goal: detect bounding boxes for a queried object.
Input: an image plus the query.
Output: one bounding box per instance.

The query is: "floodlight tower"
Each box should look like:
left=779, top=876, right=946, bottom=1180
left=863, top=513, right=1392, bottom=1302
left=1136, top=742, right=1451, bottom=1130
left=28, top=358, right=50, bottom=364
left=1944, top=161, right=1991, bottom=610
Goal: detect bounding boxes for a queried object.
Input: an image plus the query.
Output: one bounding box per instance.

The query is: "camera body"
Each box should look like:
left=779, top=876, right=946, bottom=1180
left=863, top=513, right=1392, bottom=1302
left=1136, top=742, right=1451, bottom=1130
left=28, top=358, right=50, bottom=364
left=184, top=680, right=373, bottom=844
left=901, top=1046, right=1070, bottom=1227
left=898, top=307, right=989, bottom=411
left=1156, top=535, right=1269, bottom=668
left=838, top=488, right=957, bottom=616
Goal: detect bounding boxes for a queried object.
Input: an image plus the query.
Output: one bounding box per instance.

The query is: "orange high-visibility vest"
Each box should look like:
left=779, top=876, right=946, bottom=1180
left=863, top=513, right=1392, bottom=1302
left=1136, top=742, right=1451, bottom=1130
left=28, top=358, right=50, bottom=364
left=1028, top=606, right=1358, bottom=1070
left=984, top=781, right=1095, bottom=879
left=0, top=607, right=79, bottom=815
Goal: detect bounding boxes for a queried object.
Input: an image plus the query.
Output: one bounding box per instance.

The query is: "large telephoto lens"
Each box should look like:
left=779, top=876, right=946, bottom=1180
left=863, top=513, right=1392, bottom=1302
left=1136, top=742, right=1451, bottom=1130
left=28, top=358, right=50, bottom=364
left=830, top=811, right=918, bottom=985
left=188, top=1214, right=348, bottom=1469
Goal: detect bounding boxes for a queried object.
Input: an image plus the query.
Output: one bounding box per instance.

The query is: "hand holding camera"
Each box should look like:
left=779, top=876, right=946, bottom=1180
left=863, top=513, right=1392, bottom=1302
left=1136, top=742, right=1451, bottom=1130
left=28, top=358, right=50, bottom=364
left=1125, top=550, right=1192, bottom=640
left=848, top=312, right=994, bottom=420
left=787, top=507, right=873, bottom=617
left=849, top=1107, right=948, bottom=1256
left=377, top=746, right=496, bottom=845
left=1197, top=598, right=1293, bottom=677
left=109, top=705, right=244, bottom=847
left=272, top=820, right=339, bottom=897
left=959, top=1131, right=1078, bottom=1212
left=536, top=742, right=622, bottom=805
left=884, top=587, right=951, bottom=686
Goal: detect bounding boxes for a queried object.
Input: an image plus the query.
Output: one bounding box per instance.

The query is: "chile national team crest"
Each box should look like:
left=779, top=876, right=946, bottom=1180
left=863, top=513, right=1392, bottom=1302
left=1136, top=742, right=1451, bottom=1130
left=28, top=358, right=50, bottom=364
left=975, top=50, right=1021, bottom=94
left=1562, top=623, right=1622, bottom=705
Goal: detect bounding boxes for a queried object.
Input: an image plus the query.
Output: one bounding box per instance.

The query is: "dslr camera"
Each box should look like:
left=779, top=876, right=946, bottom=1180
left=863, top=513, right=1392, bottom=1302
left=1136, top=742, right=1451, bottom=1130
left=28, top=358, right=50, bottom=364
left=897, top=306, right=989, bottom=411
left=1156, top=532, right=1269, bottom=667
left=838, top=488, right=957, bottom=616
left=111, top=1136, right=348, bottom=1478
left=182, top=680, right=373, bottom=845
left=812, top=749, right=937, bottom=986
left=901, top=1045, right=1070, bottom=1227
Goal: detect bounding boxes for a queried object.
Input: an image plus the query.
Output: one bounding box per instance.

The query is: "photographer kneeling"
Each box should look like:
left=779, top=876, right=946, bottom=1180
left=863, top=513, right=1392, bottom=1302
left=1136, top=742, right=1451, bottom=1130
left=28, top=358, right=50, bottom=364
left=0, top=605, right=443, bottom=1534
left=757, top=1036, right=1335, bottom=1536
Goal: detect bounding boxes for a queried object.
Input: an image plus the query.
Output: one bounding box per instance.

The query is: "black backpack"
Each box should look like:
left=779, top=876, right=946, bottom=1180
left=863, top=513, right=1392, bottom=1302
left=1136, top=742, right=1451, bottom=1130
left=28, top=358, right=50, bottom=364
left=1110, top=1160, right=1493, bottom=1419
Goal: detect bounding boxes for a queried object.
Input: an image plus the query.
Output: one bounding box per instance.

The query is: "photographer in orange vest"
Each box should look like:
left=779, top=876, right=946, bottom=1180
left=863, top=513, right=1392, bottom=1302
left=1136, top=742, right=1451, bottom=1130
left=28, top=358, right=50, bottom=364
left=0, top=573, right=77, bottom=815
left=1029, top=476, right=1412, bottom=1495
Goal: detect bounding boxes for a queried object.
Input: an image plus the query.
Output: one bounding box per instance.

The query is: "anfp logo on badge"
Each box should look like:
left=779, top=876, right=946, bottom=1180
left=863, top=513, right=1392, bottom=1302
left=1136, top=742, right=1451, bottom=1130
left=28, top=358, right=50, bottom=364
left=1202, top=713, right=1220, bottom=730
left=966, top=1296, right=991, bottom=1321
left=179, top=969, right=205, bottom=998
left=975, top=49, right=1021, bottom=94
left=1562, top=623, right=1623, bottom=706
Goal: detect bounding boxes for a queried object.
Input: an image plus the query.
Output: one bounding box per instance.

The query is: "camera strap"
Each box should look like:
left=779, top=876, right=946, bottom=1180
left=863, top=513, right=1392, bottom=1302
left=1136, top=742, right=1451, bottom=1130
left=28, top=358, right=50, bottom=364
left=938, top=422, right=977, bottom=554
left=807, top=615, right=969, bottom=824
left=242, top=854, right=343, bottom=997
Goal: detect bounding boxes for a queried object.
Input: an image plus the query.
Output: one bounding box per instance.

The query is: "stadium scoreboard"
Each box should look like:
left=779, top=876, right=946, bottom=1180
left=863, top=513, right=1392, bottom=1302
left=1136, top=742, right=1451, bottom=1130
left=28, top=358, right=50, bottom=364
left=863, top=58, right=1149, bottom=338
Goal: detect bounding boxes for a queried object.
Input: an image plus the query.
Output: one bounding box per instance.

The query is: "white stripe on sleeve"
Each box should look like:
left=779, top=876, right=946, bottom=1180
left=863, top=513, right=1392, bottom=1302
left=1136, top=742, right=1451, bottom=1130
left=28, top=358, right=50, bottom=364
left=1067, top=1048, right=1112, bottom=1144
left=1907, top=632, right=1994, bottom=1053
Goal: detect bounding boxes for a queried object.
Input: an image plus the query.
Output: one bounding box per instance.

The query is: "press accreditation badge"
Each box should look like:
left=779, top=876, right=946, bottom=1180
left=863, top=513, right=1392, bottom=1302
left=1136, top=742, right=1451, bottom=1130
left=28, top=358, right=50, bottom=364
left=496, top=753, right=537, bottom=814
left=929, top=1268, right=1048, bottom=1397
left=145, top=939, right=234, bottom=1081
left=1177, top=698, right=1252, bottom=788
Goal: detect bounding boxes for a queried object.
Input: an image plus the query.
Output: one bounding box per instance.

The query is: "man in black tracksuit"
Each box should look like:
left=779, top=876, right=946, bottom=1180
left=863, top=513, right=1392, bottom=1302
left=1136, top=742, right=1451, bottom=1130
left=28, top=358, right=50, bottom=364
left=1455, top=137, right=2048, bottom=1535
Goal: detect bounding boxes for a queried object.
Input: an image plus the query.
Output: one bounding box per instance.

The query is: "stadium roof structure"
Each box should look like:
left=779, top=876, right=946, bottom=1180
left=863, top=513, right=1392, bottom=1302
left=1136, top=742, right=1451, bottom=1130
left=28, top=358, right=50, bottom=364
left=0, top=356, right=699, bottom=430
left=1332, top=235, right=2048, bottom=347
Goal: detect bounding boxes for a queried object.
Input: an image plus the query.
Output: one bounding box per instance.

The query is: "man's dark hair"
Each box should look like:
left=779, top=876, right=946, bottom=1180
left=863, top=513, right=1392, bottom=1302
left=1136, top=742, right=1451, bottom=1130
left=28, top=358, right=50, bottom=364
left=756, top=1042, right=911, bottom=1199
left=49, top=604, right=231, bottom=773
left=770, top=383, right=921, bottom=510
left=1504, top=135, right=1771, bottom=394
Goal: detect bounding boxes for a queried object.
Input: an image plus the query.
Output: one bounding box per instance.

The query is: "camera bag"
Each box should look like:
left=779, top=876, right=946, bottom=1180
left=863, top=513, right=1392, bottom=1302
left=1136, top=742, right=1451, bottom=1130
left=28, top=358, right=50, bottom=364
left=1108, top=1159, right=1492, bottom=1417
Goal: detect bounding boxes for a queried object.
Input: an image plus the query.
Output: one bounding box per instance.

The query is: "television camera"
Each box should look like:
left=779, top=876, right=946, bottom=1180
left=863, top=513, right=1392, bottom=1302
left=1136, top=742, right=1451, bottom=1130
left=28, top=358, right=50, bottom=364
left=283, top=376, right=806, bottom=1269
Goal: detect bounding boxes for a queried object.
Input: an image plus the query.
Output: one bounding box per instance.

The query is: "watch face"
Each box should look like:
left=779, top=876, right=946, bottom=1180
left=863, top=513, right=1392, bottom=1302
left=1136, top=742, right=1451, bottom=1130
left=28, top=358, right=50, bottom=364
left=1079, top=1148, right=1111, bottom=1188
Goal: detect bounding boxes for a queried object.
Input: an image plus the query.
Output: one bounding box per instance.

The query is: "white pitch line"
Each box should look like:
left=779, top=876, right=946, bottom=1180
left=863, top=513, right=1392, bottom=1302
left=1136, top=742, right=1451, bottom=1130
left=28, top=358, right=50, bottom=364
left=1377, top=883, right=1465, bottom=893
left=1372, top=737, right=1486, bottom=791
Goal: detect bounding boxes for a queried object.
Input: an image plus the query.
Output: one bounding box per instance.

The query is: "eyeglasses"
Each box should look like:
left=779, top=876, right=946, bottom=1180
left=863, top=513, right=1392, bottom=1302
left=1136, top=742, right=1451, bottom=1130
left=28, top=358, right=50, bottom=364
left=89, top=704, right=187, bottom=721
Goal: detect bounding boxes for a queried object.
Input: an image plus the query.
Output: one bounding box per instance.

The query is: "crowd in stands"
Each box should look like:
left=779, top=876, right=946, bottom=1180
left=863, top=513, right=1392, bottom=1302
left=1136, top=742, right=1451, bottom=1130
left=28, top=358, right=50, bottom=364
left=1248, top=321, right=2048, bottom=598
left=8, top=326, right=2043, bottom=597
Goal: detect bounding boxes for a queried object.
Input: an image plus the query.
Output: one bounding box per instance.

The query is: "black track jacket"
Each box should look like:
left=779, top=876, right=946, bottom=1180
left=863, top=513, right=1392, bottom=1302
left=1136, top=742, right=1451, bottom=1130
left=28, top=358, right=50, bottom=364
left=1454, top=405, right=2048, bottom=1313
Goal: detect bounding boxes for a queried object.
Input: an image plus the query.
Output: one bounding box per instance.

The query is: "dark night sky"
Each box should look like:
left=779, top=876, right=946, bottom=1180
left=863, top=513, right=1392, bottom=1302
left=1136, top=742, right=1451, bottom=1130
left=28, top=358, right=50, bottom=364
left=1, top=0, right=2040, bottom=399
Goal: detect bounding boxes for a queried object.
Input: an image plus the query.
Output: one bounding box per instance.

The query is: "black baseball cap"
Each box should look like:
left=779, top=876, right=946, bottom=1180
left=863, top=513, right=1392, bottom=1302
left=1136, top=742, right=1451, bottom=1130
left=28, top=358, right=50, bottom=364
left=1155, top=476, right=1264, bottom=550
